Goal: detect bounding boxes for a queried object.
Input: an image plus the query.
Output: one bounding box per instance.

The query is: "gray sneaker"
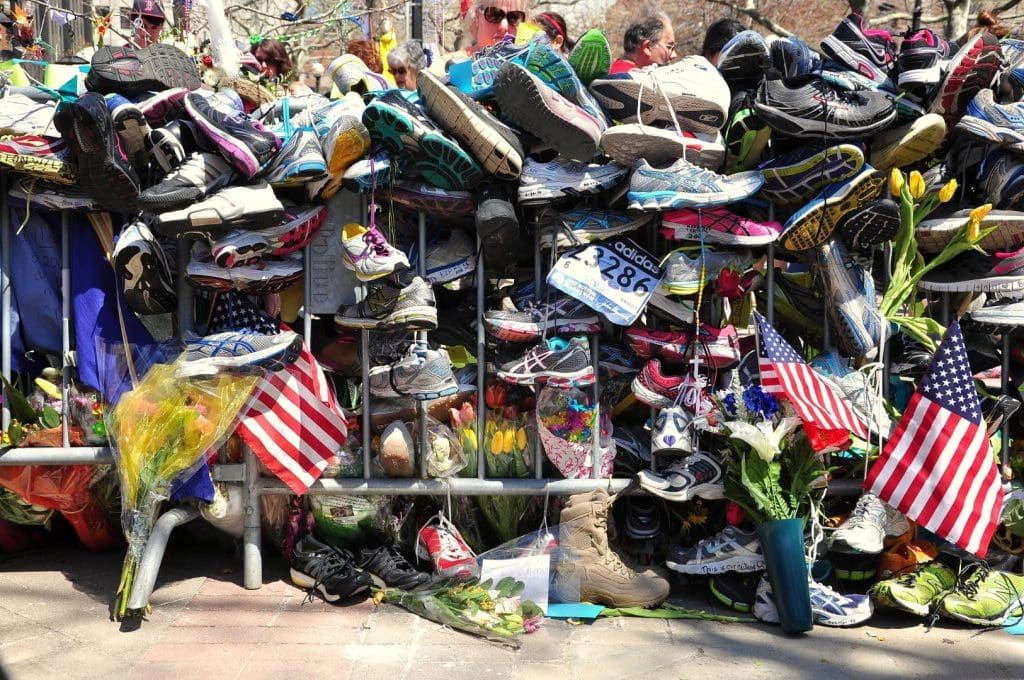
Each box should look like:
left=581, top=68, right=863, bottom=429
left=176, top=330, right=302, bottom=378
left=666, top=525, right=765, bottom=575
left=813, top=237, right=885, bottom=360
left=334, top=279, right=403, bottom=330
left=389, top=346, right=459, bottom=400
left=334, top=276, right=435, bottom=331
left=497, top=336, right=595, bottom=386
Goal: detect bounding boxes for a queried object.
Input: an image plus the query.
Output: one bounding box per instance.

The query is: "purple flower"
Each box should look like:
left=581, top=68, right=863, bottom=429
left=723, top=393, right=737, bottom=416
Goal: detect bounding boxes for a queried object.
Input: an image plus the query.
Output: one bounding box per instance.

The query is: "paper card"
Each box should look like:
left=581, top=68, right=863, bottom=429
left=546, top=603, right=605, bottom=619
left=1005, top=618, right=1024, bottom=635
left=479, top=554, right=550, bottom=614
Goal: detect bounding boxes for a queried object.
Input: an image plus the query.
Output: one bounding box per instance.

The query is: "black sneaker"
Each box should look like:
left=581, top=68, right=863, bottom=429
left=138, top=152, right=235, bottom=212
left=113, top=220, right=176, bottom=315
left=623, top=496, right=661, bottom=540
left=838, top=198, right=900, bottom=250
left=754, top=71, right=896, bottom=139
left=819, top=13, right=896, bottom=86
left=709, top=571, right=763, bottom=613
left=333, top=278, right=404, bottom=330
left=54, top=92, right=140, bottom=210
left=290, top=536, right=373, bottom=602
left=716, top=30, right=771, bottom=88
left=86, top=43, right=201, bottom=96
left=184, top=93, right=280, bottom=180
left=475, top=181, right=521, bottom=276
left=358, top=544, right=431, bottom=590
left=896, top=28, right=956, bottom=100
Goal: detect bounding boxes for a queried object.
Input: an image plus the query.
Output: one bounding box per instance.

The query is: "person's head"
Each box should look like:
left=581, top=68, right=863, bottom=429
left=533, top=12, right=571, bottom=53
left=387, top=40, right=429, bottom=89
left=253, top=38, right=292, bottom=80
left=623, top=12, right=675, bottom=67
left=129, top=0, right=165, bottom=47
left=471, top=0, right=529, bottom=49
left=967, top=9, right=1010, bottom=40
left=346, top=39, right=383, bottom=73
left=701, top=17, right=744, bottom=65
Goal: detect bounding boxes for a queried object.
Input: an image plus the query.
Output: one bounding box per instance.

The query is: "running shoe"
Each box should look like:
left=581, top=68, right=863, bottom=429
left=722, top=91, right=771, bottom=172
left=660, top=246, right=753, bottom=296
left=957, top=88, right=1024, bottom=153
left=917, top=247, right=1024, bottom=294
left=341, top=223, right=410, bottom=282
left=929, top=32, right=1002, bottom=127
left=754, top=72, right=896, bottom=138
left=814, top=237, right=886, bottom=360
left=475, top=181, right=521, bottom=272
left=497, top=336, right=595, bottom=386
left=137, top=87, right=189, bottom=127
left=386, top=180, right=475, bottom=218
left=837, top=198, right=900, bottom=250
left=710, top=572, right=763, bottom=613
left=755, top=576, right=874, bottom=627
left=447, top=40, right=528, bottom=100
left=520, top=39, right=608, bottom=125
left=416, top=516, right=479, bottom=579
left=717, top=30, right=770, bottom=87
left=627, top=157, right=763, bottom=211
left=937, top=563, right=1024, bottom=626
left=758, top=144, right=865, bottom=205
left=829, top=492, right=910, bottom=554
left=569, top=28, right=612, bottom=84
left=871, top=561, right=957, bottom=617
left=518, top=156, right=627, bottom=205
left=113, top=220, right=176, bottom=316
left=484, top=297, right=600, bottom=342
left=820, top=12, right=895, bottom=86
left=86, top=43, right=201, bottom=95
left=666, top=526, right=765, bottom=575
left=780, top=167, right=885, bottom=252
left=869, top=113, right=947, bottom=170
left=601, top=124, right=724, bottom=169
left=389, top=346, right=460, bottom=400
left=138, top=151, right=234, bottom=212
left=106, top=93, right=149, bottom=171
left=290, top=536, right=373, bottom=602
left=770, top=36, right=815, bottom=79
left=649, top=405, right=695, bottom=455
left=418, top=229, right=476, bottom=283
left=184, top=93, right=280, bottom=179
left=538, top=207, right=654, bottom=248
left=186, top=253, right=303, bottom=295
left=877, top=536, right=938, bottom=580
left=177, top=330, right=303, bottom=377
left=660, top=206, right=781, bottom=246
left=261, top=127, right=328, bottom=186
left=324, top=54, right=390, bottom=94
left=638, top=451, right=725, bottom=502
left=626, top=325, right=740, bottom=368
left=358, top=544, right=431, bottom=590
left=0, top=134, right=76, bottom=185
left=631, top=359, right=711, bottom=410
left=896, top=28, right=955, bottom=96
left=211, top=204, right=326, bottom=268
left=153, top=182, right=284, bottom=239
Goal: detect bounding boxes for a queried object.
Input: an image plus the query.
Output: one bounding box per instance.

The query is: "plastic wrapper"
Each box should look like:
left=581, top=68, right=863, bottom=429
left=199, top=482, right=244, bottom=538
left=416, top=417, right=467, bottom=478
left=536, top=385, right=614, bottom=479
left=101, top=345, right=259, bottom=618
left=0, top=488, right=53, bottom=526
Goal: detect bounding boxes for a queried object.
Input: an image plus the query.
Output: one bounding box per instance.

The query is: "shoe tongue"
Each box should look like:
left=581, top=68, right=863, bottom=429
left=546, top=337, right=569, bottom=351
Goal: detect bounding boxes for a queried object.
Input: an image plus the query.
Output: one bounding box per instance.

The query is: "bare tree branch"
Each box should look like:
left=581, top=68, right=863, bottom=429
left=996, top=0, right=1024, bottom=12
left=703, top=0, right=794, bottom=36
left=868, top=12, right=947, bottom=25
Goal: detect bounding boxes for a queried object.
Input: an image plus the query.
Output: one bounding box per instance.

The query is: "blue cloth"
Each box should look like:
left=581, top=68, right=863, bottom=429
left=9, top=210, right=62, bottom=362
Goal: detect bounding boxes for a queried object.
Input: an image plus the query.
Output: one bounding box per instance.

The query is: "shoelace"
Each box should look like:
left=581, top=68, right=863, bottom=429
left=362, top=228, right=391, bottom=256
left=590, top=514, right=633, bottom=577
left=302, top=549, right=353, bottom=604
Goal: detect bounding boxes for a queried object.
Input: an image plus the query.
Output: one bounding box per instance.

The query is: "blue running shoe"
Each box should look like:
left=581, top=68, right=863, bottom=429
left=957, top=89, right=1024, bottom=152
left=447, top=39, right=528, bottom=100
left=105, top=92, right=149, bottom=169
left=717, top=30, right=770, bottom=86
left=1001, top=38, right=1024, bottom=100
left=522, top=40, right=607, bottom=126
left=262, top=127, right=328, bottom=187
left=780, top=166, right=884, bottom=251
left=177, top=330, right=303, bottom=378
left=755, top=576, right=874, bottom=627
left=770, top=36, right=816, bottom=78
left=759, top=144, right=864, bottom=205
left=627, top=157, right=763, bottom=211
left=814, top=237, right=884, bottom=360
left=538, top=207, right=655, bottom=248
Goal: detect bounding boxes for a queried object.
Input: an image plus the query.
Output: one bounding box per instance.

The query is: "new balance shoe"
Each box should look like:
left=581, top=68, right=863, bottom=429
left=660, top=246, right=753, bottom=296
left=358, top=544, right=431, bottom=590
left=754, top=72, right=896, bottom=139
left=929, top=32, right=1002, bottom=126
left=627, top=157, right=763, bottom=211
left=417, top=69, right=524, bottom=181
left=937, top=563, right=1024, bottom=626
left=661, top=206, right=781, bottom=246
left=53, top=92, right=139, bottom=210
left=341, top=223, right=410, bottom=281
left=0, top=134, right=76, bottom=184
left=780, top=167, right=885, bottom=252
left=518, top=156, right=627, bottom=205
left=538, top=207, right=654, bottom=249
left=484, top=297, right=600, bottom=342
left=379, top=277, right=437, bottom=331
left=153, top=183, right=285, bottom=239
left=896, top=28, right=955, bottom=97
left=87, top=43, right=201, bottom=95
left=416, top=516, right=478, bottom=579
left=390, top=346, right=459, bottom=400
left=815, top=237, right=886, bottom=360
left=666, top=526, right=765, bottom=575
left=957, top=88, right=1024, bottom=152
left=493, top=61, right=603, bottom=162
left=176, top=330, right=303, bottom=377
left=113, top=220, right=176, bottom=316
left=722, top=91, right=772, bottom=172
left=829, top=492, right=910, bottom=554
left=601, top=124, right=724, bottom=169
left=290, top=536, right=374, bottom=602
left=362, top=90, right=483, bottom=190
left=869, top=113, right=946, bottom=170
left=717, top=30, right=770, bottom=87
left=837, top=198, right=900, bottom=250
left=138, top=151, right=234, bottom=212
left=589, top=57, right=730, bottom=134
left=185, top=93, right=280, bottom=179
left=820, top=13, right=895, bottom=86
left=758, top=144, right=864, bottom=205
left=755, top=576, right=874, bottom=627
left=261, top=128, right=328, bottom=186
left=871, top=561, right=957, bottom=617
left=211, top=204, right=326, bottom=268
left=334, top=278, right=403, bottom=330
left=497, top=336, right=595, bottom=387
left=418, top=229, right=476, bottom=284
left=639, top=451, right=725, bottom=502
left=186, top=253, right=304, bottom=295
left=626, top=325, right=740, bottom=368
left=569, top=29, right=612, bottom=85
left=649, top=406, right=695, bottom=456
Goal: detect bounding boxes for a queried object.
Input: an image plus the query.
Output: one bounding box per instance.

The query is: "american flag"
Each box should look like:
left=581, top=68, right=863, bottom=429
left=754, top=312, right=868, bottom=440
left=236, top=344, right=348, bottom=494
left=866, top=320, right=1002, bottom=557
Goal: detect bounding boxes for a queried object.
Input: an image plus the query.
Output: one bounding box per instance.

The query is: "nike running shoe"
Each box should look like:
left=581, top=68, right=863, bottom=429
left=820, top=12, right=896, bottom=85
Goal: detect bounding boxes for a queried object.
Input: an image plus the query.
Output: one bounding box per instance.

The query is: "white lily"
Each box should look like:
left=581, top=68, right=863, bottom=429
left=726, top=417, right=802, bottom=463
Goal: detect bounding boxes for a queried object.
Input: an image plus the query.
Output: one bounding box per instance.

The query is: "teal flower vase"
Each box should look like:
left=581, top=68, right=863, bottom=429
left=757, top=518, right=812, bottom=633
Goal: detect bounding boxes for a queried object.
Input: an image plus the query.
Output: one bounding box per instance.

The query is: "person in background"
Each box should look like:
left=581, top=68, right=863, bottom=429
left=700, top=17, right=744, bottom=65
left=252, top=38, right=293, bottom=81
left=609, top=12, right=675, bottom=74
left=533, top=11, right=572, bottom=53
left=387, top=40, right=430, bottom=90
left=347, top=39, right=384, bottom=73
left=961, top=9, right=1010, bottom=42
left=471, top=0, right=529, bottom=50
left=129, top=0, right=165, bottom=47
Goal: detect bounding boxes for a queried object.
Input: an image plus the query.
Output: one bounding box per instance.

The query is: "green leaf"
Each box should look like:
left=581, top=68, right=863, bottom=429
left=41, top=405, right=61, bottom=429
left=0, top=375, right=39, bottom=425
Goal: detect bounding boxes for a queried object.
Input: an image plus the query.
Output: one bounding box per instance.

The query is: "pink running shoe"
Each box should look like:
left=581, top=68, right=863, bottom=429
left=661, top=206, right=781, bottom=246
left=213, top=205, right=327, bottom=268
left=417, top=515, right=479, bottom=580
left=627, top=324, right=740, bottom=368
left=341, top=222, right=410, bottom=281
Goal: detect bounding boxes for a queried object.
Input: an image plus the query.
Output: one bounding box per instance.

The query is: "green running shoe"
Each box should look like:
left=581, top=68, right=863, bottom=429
left=937, top=563, right=1024, bottom=626
left=871, top=561, right=956, bottom=617
left=569, top=29, right=612, bottom=85
left=723, top=93, right=771, bottom=172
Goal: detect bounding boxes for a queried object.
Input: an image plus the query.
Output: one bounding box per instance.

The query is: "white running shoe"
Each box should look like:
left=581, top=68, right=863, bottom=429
left=341, top=223, right=410, bottom=281
left=829, top=492, right=910, bottom=554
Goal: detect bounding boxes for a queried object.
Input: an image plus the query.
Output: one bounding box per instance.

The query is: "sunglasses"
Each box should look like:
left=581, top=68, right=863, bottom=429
left=391, top=66, right=408, bottom=75
left=480, top=7, right=526, bottom=25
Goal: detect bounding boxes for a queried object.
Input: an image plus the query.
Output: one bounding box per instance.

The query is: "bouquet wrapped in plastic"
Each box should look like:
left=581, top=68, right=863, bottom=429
left=536, top=385, right=614, bottom=479
left=104, top=361, right=258, bottom=618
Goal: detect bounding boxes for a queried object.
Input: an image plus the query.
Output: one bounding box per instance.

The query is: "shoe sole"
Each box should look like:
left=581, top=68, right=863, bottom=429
left=917, top=211, right=1024, bottom=254
left=929, top=38, right=1001, bottom=120
left=0, top=152, right=76, bottom=184
left=569, top=31, right=612, bottom=84
left=718, top=43, right=771, bottom=85
left=872, top=590, right=932, bottom=617
left=781, top=171, right=885, bottom=252
left=113, top=241, right=175, bottom=315
left=65, top=102, right=140, bottom=211
left=938, top=604, right=1022, bottom=627
left=839, top=203, right=900, bottom=250
left=485, top=317, right=600, bottom=343
left=497, top=366, right=596, bottom=387
left=494, top=64, right=599, bottom=162
left=666, top=555, right=766, bottom=575
left=628, top=178, right=762, bottom=211
left=112, top=105, right=150, bottom=163
left=138, top=185, right=204, bottom=212
left=156, top=202, right=285, bottom=239
left=362, top=101, right=483, bottom=190
left=871, top=114, right=947, bottom=170
left=401, top=383, right=460, bottom=401
left=709, top=577, right=754, bottom=613
left=761, top=144, right=865, bottom=205
left=601, top=126, right=723, bottom=169
left=917, top=273, right=1024, bottom=293
left=638, top=476, right=726, bottom=502
left=418, top=71, right=523, bottom=180
left=590, top=79, right=725, bottom=134
left=380, top=306, right=439, bottom=331
left=86, top=43, right=201, bottom=96
left=289, top=568, right=369, bottom=602
left=662, top=221, right=778, bottom=246
left=325, top=118, right=370, bottom=174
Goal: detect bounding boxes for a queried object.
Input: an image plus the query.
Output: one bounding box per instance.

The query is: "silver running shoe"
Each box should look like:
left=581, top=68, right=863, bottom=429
left=389, top=346, right=459, bottom=400
left=666, top=525, right=765, bottom=575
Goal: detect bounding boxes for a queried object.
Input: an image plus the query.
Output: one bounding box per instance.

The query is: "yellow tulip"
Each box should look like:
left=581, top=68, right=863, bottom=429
left=908, top=170, right=925, bottom=200
left=503, top=428, right=515, bottom=454
left=515, top=428, right=527, bottom=450
left=967, top=203, right=992, bottom=241
left=937, top=178, right=958, bottom=203
left=489, top=430, right=502, bottom=455
left=889, top=168, right=904, bottom=197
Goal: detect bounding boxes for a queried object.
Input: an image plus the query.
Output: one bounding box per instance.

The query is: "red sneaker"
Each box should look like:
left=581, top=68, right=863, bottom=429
left=416, top=516, right=479, bottom=580
left=627, top=324, right=740, bottom=368
left=661, top=206, right=781, bottom=246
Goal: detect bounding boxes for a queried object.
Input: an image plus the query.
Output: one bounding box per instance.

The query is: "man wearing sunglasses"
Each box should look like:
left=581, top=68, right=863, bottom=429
left=609, top=12, right=677, bottom=74
left=471, top=0, right=528, bottom=49
left=129, top=0, right=166, bottom=47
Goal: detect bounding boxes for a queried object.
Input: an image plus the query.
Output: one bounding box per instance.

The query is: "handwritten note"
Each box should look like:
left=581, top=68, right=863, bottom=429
left=479, top=554, right=550, bottom=614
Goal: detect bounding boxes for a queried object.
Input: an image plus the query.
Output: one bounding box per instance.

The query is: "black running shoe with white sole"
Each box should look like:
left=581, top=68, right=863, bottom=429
left=754, top=72, right=896, bottom=139
left=358, top=544, right=431, bottom=590
left=291, top=536, right=374, bottom=603
left=185, top=93, right=280, bottom=179
left=838, top=198, right=900, bottom=250
left=139, top=152, right=234, bottom=212
left=87, top=43, right=201, bottom=96
left=113, top=221, right=176, bottom=315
